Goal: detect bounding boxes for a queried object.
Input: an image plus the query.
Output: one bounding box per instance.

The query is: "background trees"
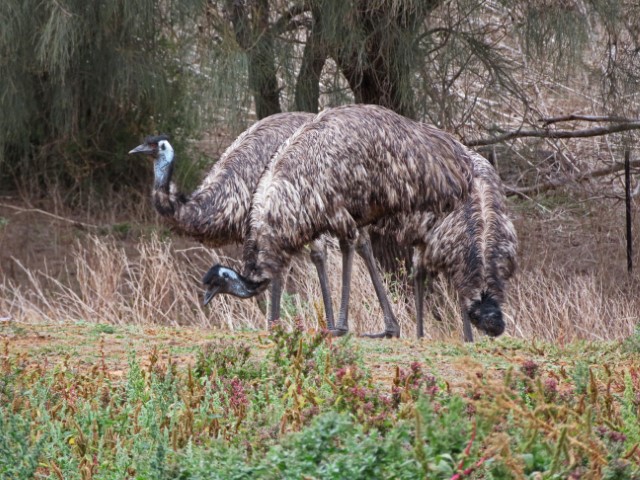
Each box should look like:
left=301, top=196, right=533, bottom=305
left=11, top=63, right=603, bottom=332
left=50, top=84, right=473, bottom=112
left=1, top=0, right=639, bottom=204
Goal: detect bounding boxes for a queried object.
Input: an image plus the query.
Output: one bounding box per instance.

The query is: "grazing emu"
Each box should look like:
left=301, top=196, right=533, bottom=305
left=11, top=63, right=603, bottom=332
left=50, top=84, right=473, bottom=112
left=202, top=104, right=475, bottom=336
left=127, top=113, right=340, bottom=323
left=128, top=113, right=399, bottom=330
left=375, top=151, right=517, bottom=341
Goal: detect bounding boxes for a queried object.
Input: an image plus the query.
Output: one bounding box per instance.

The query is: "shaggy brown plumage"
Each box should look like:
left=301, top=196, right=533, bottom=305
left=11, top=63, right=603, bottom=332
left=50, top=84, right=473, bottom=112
left=204, top=104, right=475, bottom=334
left=377, top=151, right=518, bottom=340
left=129, top=113, right=341, bottom=323
left=148, top=112, right=315, bottom=246
left=243, top=104, right=474, bottom=281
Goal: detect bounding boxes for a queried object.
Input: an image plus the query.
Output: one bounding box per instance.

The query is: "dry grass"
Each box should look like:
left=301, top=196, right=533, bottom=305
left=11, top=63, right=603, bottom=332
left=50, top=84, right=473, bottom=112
left=1, top=193, right=639, bottom=342
left=1, top=235, right=263, bottom=330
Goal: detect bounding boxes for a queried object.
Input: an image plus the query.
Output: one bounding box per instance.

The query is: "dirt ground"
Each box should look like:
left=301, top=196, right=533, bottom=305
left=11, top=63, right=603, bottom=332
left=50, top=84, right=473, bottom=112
left=1, top=317, right=631, bottom=400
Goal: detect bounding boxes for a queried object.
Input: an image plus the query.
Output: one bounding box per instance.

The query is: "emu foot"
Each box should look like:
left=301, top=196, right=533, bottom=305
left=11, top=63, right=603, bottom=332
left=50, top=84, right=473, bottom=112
left=327, top=328, right=349, bottom=337
left=360, top=330, right=400, bottom=339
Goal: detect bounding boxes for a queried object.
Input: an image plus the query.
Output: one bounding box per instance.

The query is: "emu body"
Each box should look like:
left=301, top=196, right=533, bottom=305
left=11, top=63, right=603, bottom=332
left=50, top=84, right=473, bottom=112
left=128, top=113, right=336, bottom=324
left=377, top=151, right=517, bottom=341
left=204, top=104, right=475, bottom=335
left=129, top=112, right=399, bottom=333
left=130, top=113, right=314, bottom=247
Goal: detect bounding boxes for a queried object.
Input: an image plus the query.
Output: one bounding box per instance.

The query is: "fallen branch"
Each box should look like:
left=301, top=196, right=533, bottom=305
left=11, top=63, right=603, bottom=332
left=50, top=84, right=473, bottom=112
left=541, top=114, right=638, bottom=126
left=505, top=159, right=640, bottom=197
left=468, top=122, right=640, bottom=147
left=0, top=203, right=100, bottom=230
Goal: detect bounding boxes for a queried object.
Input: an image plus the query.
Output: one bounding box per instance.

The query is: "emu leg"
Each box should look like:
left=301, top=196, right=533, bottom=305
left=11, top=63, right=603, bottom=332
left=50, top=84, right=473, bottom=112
left=309, top=239, right=336, bottom=330
left=460, top=299, right=474, bottom=343
left=357, top=231, right=400, bottom=339
left=330, top=237, right=356, bottom=336
left=414, top=267, right=427, bottom=339
left=267, top=274, right=283, bottom=325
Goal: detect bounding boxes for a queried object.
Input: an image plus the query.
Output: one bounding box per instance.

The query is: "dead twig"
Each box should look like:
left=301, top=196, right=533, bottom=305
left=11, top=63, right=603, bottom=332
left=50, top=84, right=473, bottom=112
left=0, top=203, right=100, bottom=230
left=541, top=115, right=638, bottom=126
left=468, top=122, right=640, bottom=147
left=505, top=159, right=640, bottom=197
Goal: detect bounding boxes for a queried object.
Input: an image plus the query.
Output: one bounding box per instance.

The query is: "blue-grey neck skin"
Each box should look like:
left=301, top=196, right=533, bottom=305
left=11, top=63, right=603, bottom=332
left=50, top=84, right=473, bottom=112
left=220, top=267, right=258, bottom=298
left=227, top=277, right=262, bottom=298
left=153, top=141, right=175, bottom=192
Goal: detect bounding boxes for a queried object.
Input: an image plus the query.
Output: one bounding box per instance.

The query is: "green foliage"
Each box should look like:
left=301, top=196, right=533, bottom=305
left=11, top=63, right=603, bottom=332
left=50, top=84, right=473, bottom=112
left=258, top=412, right=423, bottom=480
left=92, top=323, right=116, bottom=335
left=194, top=339, right=258, bottom=380
left=622, top=325, right=640, bottom=353
left=0, top=413, right=42, bottom=479
left=519, top=0, right=590, bottom=71
left=0, top=0, right=205, bottom=200
left=621, top=371, right=640, bottom=447
left=572, top=360, right=590, bottom=395
left=2, top=328, right=640, bottom=478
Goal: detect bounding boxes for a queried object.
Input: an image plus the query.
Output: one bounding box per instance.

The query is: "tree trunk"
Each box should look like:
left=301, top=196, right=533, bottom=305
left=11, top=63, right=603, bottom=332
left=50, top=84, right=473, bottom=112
left=332, top=0, right=440, bottom=119
left=294, top=10, right=327, bottom=113
left=227, top=0, right=281, bottom=118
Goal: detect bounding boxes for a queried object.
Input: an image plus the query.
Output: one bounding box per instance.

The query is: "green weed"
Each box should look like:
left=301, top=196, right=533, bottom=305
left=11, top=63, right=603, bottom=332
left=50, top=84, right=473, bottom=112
left=1, top=326, right=639, bottom=479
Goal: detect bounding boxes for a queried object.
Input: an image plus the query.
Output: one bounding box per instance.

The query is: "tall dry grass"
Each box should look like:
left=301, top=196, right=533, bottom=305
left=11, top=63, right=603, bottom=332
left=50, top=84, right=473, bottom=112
left=1, top=230, right=638, bottom=342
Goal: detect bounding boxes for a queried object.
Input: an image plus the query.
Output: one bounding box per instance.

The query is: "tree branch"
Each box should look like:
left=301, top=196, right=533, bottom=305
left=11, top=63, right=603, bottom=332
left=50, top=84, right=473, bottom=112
left=541, top=114, right=639, bottom=125
left=271, top=2, right=310, bottom=36
left=0, top=203, right=100, bottom=229
left=505, top=159, right=640, bottom=197
left=468, top=122, right=640, bottom=147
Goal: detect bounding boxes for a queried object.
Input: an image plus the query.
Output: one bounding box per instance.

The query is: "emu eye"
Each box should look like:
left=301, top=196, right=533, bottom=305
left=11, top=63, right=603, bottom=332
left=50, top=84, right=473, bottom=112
left=161, top=143, right=166, bottom=151
left=222, top=271, right=230, bottom=279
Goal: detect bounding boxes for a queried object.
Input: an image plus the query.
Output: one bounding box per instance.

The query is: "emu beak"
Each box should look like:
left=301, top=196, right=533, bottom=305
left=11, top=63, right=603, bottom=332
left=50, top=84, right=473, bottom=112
left=203, top=286, right=221, bottom=306
left=128, top=143, right=155, bottom=155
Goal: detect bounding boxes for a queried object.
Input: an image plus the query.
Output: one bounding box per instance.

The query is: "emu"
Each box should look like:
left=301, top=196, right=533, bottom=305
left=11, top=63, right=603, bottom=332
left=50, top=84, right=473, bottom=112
left=374, top=150, right=517, bottom=341
left=127, top=113, right=330, bottom=324
left=202, top=104, right=475, bottom=336
left=127, top=112, right=398, bottom=331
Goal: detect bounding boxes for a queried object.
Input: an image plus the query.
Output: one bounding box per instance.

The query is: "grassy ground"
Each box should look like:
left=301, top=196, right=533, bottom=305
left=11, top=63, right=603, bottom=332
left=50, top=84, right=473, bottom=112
left=2, top=319, right=640, bottom=479
left=2, top=176, right=640, bottom=478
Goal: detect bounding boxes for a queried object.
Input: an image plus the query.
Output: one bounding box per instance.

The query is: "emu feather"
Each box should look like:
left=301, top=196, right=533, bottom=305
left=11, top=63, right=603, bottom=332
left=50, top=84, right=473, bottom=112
left=376, top=151, right=517, bottom=340
left=206, top=104, right=475, bottom=335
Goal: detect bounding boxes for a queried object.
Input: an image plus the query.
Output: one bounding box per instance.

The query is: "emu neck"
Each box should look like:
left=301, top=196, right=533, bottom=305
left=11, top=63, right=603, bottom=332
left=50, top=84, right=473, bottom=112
left=231, top=275, right=268, bottom=298
left=154, top=154, right=174, bottom=193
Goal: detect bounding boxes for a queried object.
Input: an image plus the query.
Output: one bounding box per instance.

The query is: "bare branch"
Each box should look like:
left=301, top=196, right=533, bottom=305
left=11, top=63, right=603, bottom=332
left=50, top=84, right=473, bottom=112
left=541, top=114, right=639, bottom=125
left=505, top=159, right=640, bottom=197
left=271, top=3, right=310, bottom=36
left=0, top=203, right=100, bottom=229
left=468, top=122, right=640, bottom=147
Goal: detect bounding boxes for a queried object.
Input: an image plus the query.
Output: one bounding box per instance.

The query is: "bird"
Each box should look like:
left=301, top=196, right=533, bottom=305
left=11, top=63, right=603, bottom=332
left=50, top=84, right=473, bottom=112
left=128, top=112, right=399, bottom=332
left=374, top=150, right=518, bottom=341
left=127, top=112, right=334, bottom=325
left=202, top=104, right=475, bottom=337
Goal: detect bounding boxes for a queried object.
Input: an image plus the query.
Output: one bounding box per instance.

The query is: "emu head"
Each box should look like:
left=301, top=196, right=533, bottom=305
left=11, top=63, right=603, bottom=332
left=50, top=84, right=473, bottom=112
left=202, top=264, right=269, bottom=306
left=128, top=134, right=172, bottom=160
left=128, top=134, right=174, bottom=188
left=467, top=292, right=505, bottom=337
